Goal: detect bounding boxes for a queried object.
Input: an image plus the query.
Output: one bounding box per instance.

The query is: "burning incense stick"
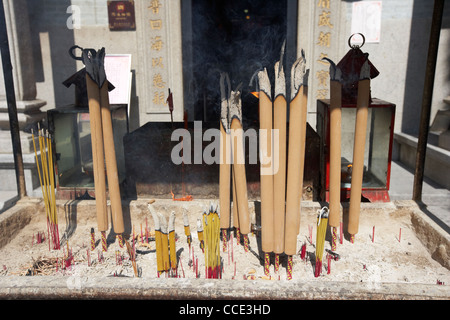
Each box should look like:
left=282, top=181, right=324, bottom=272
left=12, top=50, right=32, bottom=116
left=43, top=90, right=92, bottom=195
left=325, top=58, right=343, bottom=250
left=258, top=67, right=274, bottom=273
left=273, top=60, right=287, bottom=268
left=219, top=73, right=232, bottom=242
left=229, top=87, right=251, bottom=246
left=285, top=51, right=309, bottom=260
left=348, top=60, right=371, bottom=240
left=314, top=207, right=329, bottom=277
left=32, top=128, right=60, bottom=250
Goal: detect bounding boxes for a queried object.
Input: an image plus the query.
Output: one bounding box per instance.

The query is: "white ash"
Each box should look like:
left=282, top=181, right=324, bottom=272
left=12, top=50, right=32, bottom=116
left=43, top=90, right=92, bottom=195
left=258, top=68, right=272, bottom=100
left=274, top=61, right=286, bottom=99
left=290, top=50, right=308, bottom=100
left=228, top=90, right=242, bottom=123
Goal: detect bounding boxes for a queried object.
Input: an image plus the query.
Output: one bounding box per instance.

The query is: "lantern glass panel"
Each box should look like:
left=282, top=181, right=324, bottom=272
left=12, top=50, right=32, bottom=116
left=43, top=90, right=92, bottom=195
left=340, top=106, right=393, bottom=189
left=49, top=106, right=128, bottom=189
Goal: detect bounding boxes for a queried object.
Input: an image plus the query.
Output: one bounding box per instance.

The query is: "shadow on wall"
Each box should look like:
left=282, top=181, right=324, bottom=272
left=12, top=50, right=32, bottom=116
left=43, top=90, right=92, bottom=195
left=402, top=0, right=450, bottom=136
left=27, top=0, right=77, bottom=108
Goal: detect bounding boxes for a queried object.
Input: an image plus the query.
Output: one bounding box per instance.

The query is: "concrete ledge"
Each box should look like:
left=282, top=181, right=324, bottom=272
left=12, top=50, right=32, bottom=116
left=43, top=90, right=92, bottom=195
left=0, top=276, right=448, bottom=300
left=394, top=132, right=450, bottom=189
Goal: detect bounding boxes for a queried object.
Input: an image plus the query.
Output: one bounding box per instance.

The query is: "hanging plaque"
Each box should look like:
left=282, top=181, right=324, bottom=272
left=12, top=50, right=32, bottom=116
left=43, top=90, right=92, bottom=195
left=108, top=0, right=136, bottom=31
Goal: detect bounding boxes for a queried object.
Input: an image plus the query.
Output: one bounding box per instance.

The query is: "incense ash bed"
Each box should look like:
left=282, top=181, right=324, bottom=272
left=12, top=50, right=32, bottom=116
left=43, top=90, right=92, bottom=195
left=0, top=198, right=448, bottom=299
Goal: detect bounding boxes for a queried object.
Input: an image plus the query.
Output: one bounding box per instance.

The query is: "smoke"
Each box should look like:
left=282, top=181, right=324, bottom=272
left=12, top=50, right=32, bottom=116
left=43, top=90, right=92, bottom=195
left=183, top=0, right=289, bottom=123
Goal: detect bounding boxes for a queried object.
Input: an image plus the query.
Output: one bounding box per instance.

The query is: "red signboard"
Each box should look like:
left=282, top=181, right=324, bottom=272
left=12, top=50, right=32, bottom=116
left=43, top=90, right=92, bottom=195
left=107, top=0, right=136, bottom=31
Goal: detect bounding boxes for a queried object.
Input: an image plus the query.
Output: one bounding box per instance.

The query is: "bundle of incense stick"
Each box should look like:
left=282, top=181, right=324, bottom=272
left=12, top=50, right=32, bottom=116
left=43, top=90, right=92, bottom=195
left=203, top=205, right=221, bottom=279
left=315, top=207, right=329, bottom=277
left=78, top=47, right=125, bottom=249
left=32, top=128, right=60, bottom=250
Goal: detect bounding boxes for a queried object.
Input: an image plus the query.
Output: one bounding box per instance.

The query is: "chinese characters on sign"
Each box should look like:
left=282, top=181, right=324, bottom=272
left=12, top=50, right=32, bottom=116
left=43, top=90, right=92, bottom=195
left=315, top=0, right=334, bottom=100
left=147, top=0, right=168, bottom=109
left=107, top=0, right=136, bottom=31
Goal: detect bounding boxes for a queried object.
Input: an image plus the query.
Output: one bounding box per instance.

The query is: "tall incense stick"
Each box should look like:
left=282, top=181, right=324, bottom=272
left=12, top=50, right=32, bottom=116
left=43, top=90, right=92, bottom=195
left=273, top=60, right=287, bottom=267
left=285, top=51, right=308, bottom=258
left=229, top=87, right=251, bottom=252
left=258, top=68, right=274, bottom=274
left=348, top=60, right=371, bottom=241
left=325, top=58, right=343, bottom=251
left=219, top=73, right=232, bottom=240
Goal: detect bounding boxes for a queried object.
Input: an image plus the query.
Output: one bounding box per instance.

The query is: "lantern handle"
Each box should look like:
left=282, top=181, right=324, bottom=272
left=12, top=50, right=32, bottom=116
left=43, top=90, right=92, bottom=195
left=348, top=33, right=365, bottom=49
